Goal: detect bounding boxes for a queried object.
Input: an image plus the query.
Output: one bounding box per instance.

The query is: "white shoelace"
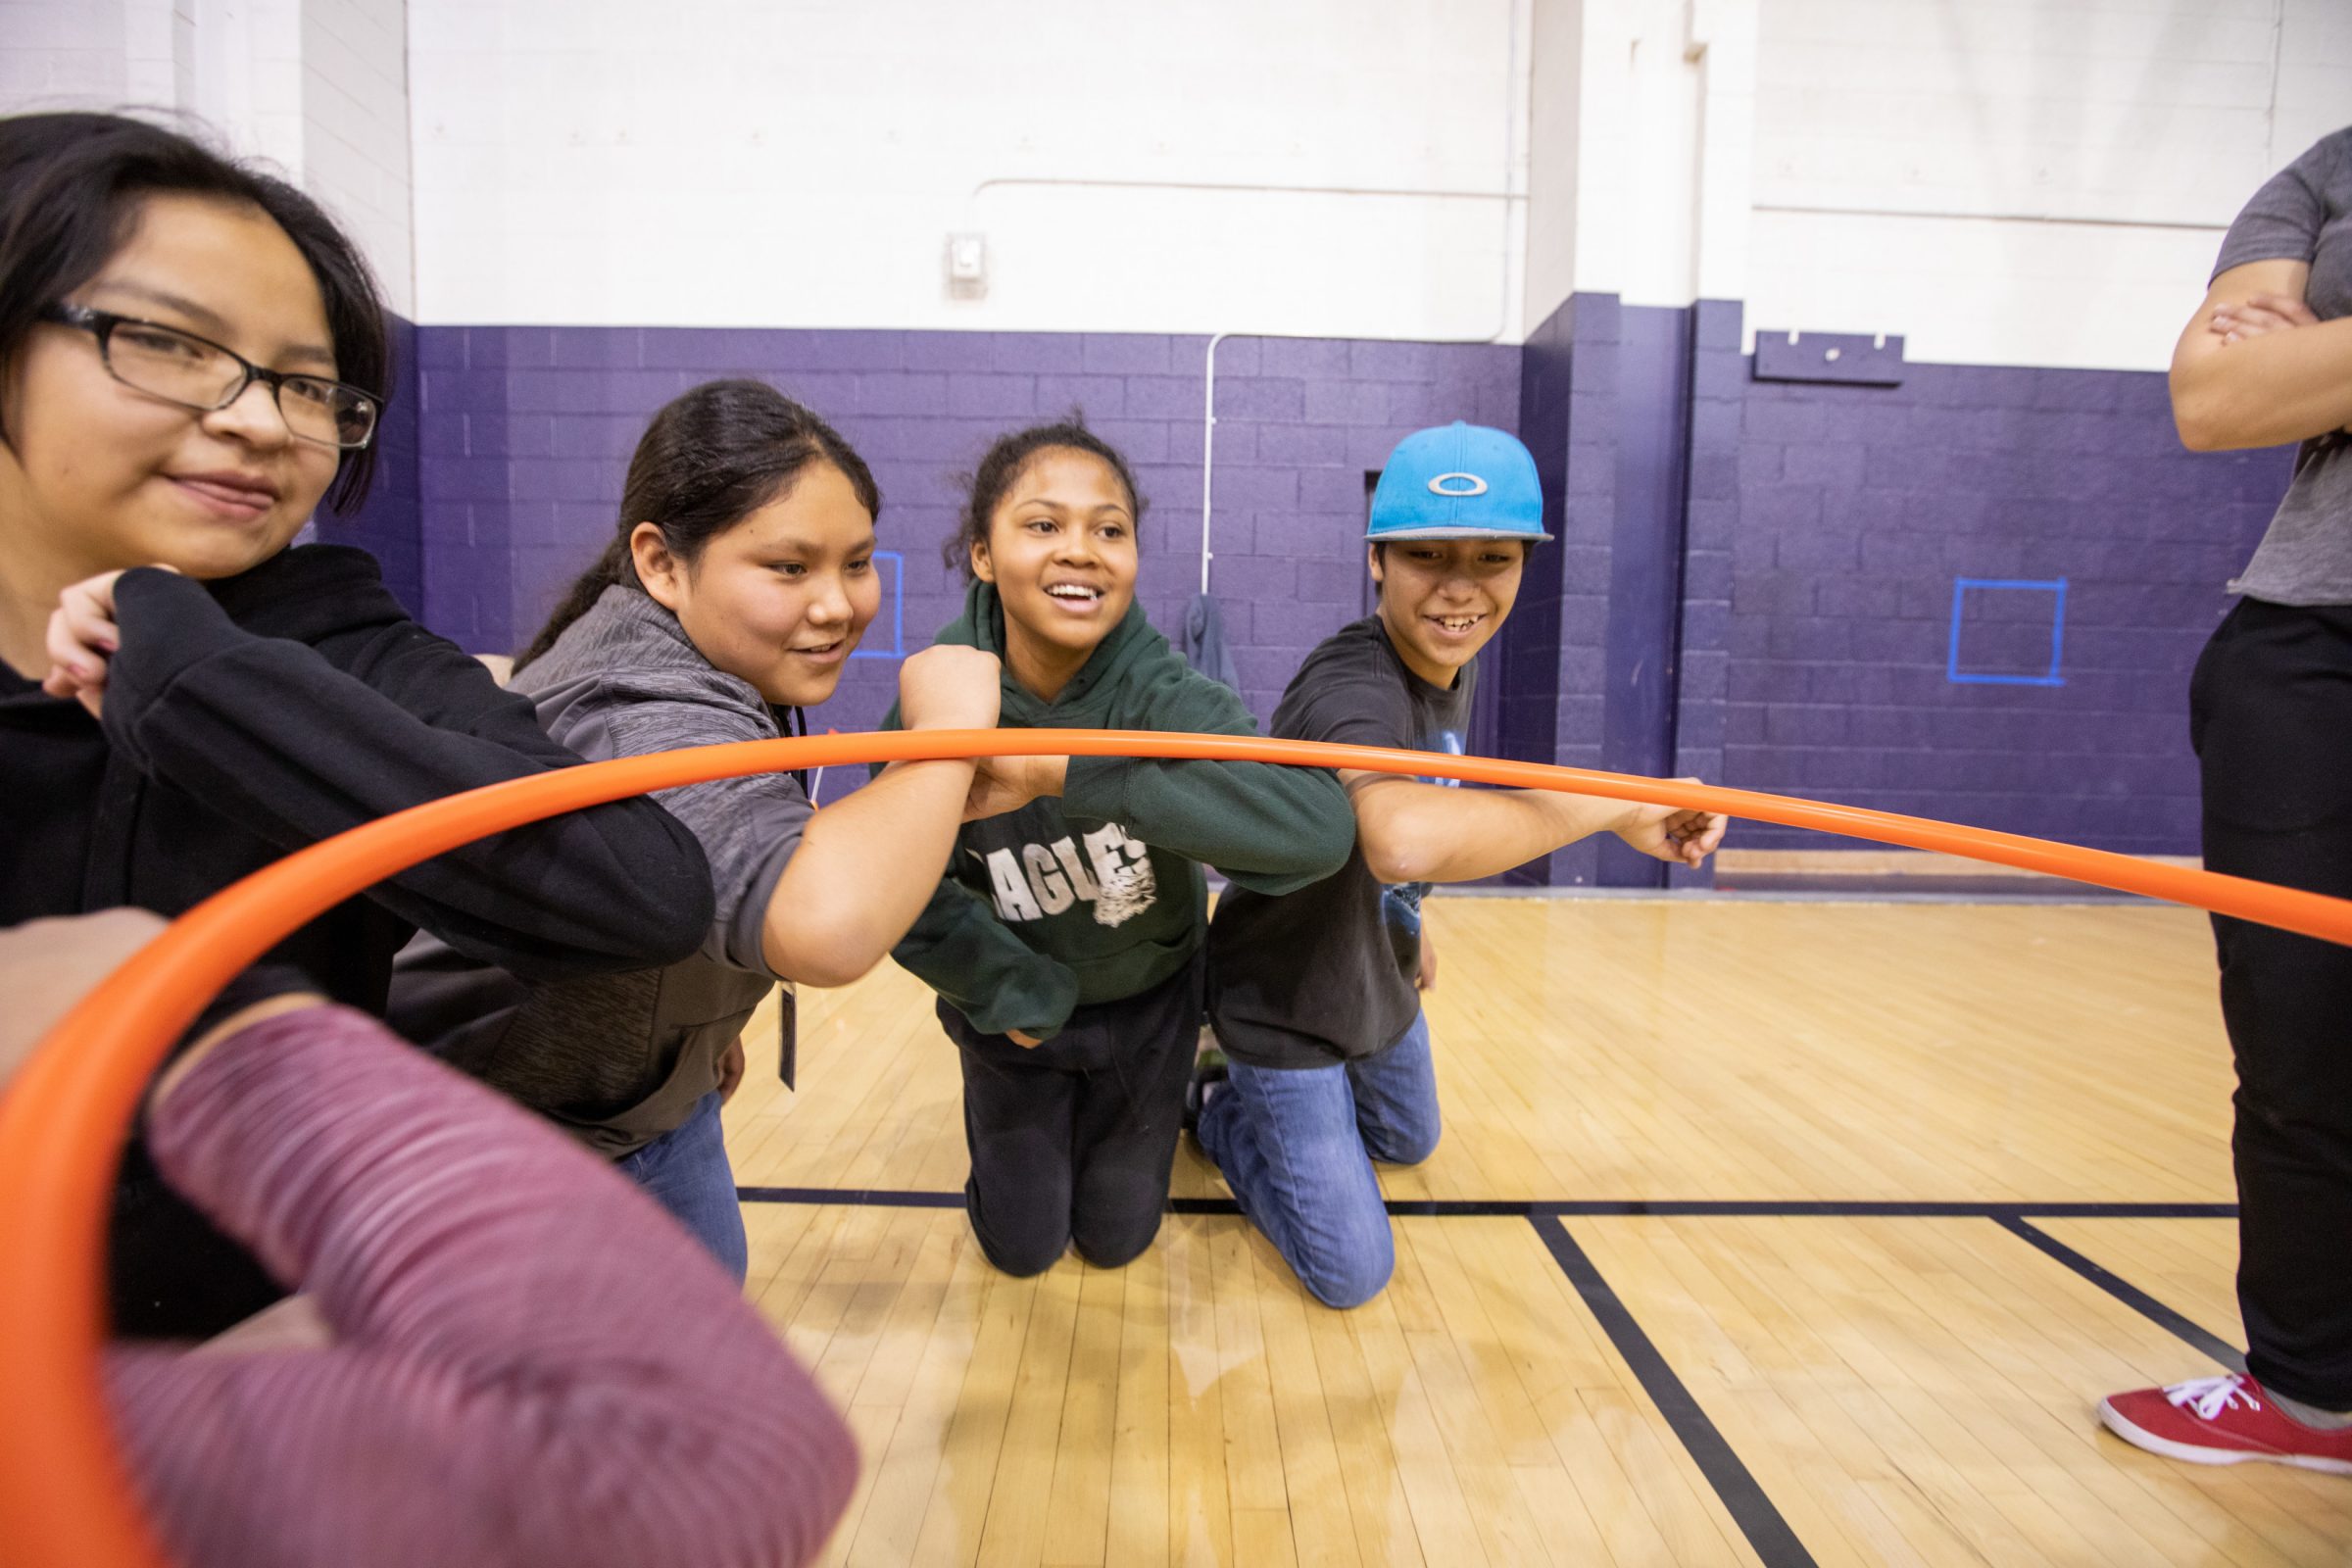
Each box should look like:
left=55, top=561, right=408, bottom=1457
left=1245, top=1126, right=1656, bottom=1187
left=2164, top=1373, right=2260, bottom=1421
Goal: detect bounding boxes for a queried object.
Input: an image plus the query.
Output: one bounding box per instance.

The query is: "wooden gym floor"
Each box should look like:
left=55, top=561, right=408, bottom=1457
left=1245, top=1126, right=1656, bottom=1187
left=722, top=898, right=2348, bottom=1566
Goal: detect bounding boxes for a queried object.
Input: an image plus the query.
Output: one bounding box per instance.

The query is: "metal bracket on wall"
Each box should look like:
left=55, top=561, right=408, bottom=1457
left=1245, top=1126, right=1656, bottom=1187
left=1752, top=329, right=1904, bottom=387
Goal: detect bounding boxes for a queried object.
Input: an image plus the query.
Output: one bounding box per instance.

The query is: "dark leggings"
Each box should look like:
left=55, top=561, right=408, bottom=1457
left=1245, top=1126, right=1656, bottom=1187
left=2192, top=597, right=2352, bottom=1407
left=942, top=954, right=1201, bottom=1277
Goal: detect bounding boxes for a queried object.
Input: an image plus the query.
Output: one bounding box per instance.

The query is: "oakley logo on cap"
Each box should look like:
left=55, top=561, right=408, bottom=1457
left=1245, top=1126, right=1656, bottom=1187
left=1426, top=472, right=1489, bottom=497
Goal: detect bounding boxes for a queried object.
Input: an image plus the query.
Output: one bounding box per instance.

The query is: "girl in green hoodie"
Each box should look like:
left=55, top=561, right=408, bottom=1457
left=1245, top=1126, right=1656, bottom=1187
left=888, top=420, right=1354, bottom=1277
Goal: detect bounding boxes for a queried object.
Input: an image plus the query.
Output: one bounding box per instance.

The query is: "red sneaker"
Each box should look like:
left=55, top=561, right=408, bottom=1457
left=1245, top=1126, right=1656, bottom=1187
left=2100, top=1374, right=2352, bottom=1475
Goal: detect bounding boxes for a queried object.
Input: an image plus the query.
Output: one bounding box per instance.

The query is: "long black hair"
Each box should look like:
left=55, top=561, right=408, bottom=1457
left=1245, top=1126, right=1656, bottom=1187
left=0, top=112, right=392, bottom=513
left=516, top=378, right=881, bottom=670
left=945, top=416, right=1146, bottom=577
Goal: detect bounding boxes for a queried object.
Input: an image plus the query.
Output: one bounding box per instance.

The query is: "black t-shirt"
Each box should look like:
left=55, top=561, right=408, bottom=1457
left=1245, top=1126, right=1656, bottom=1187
left=1206, top=615, right=1473, bottom=1069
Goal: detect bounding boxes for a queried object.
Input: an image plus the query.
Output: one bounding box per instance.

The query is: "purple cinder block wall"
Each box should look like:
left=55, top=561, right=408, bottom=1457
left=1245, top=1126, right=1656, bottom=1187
left=1503, top=291, right=2289, bottom=874
left=1501, top=296, right=1702, bottom=889
left=1498, top=294, right=1617, bottom=886
left=1663, top=298, right=1752, bottom=890
left=1672, top=302, right=2292, bottom=858
left=315, top=312, right=423, bottom=615
left=395, top=309, right=2296, bottom=871
left=411, top=327, right=1517, bottom=740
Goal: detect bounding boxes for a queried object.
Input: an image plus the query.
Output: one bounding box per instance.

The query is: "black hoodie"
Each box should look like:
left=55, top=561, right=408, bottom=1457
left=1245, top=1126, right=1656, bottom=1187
left=0, top=545, right=715, bottom=1337
left=0, top=545, right=713, bottom=1005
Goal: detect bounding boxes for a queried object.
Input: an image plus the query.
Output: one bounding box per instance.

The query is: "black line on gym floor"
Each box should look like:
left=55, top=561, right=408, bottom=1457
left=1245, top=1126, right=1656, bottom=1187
left=1529, top=1214, right=1819, bottom=1568
left=730, top=1186, right=2245, bottom=1558
left=738, top=1186, right=2237, bottom=1221
left=735, top=1185, right=965, bottom=1207
left=1995, top=1214, right=2247, bottom=1373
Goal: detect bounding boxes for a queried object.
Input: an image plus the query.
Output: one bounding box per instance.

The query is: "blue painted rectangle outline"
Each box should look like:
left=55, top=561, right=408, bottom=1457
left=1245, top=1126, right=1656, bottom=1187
left=849, top=550, right=905, bottom=660
left=1947, top=576, right=2066, bottom=687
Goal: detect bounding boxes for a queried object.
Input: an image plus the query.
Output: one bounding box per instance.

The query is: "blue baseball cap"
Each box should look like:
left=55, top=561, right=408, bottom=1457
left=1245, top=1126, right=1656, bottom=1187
left=1365, top=421, right=1550, bottom=542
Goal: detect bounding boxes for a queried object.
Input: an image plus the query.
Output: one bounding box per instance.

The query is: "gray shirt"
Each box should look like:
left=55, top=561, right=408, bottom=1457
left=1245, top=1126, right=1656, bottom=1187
left=392, top=585, right=808, bottom=1155
left=2213, top=127, right=2352, bottom=606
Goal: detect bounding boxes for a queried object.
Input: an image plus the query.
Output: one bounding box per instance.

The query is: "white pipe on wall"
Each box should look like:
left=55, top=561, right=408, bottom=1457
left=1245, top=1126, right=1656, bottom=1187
left=1200, top=330, right=1228, bottom=597
left=1197, top=0, right=1527, bottom=595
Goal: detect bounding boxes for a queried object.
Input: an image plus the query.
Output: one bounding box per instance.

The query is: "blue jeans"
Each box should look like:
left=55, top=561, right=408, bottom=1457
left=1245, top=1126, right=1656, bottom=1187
left=617, top=1091, right=749, bottom=1284
left=1197, top=1012, right=1442, bottom=1308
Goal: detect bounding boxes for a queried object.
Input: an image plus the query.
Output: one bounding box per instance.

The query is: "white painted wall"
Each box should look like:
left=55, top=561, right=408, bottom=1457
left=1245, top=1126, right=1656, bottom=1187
left=1740, top=0, right=2352, bottom=370
left=123, top=1, right=199, bottom=113
left=183, top=0, right=307, bottom=184
left=1521, top=0, right=1758, bottom=326
left=2275, top=0, right=2352, bottom=163
left=301, top=0, right=413, bottom=315
left=407, top=0, right=1531, bottom=338
left=12, top=0, right=2348, bottom=368
left=0, top=0, right=414, bottom=316
left=1527, top=0, right=2350, bottom=368
left=0, top=1, right=129, bottom=103
left=1569, top=0, right=1707, bottom=309
left=1521, top=0, right=1584, bottom=330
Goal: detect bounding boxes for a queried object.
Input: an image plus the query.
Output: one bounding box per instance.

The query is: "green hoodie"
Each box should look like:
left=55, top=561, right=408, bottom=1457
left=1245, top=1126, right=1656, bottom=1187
left=884, top=581, right=1354, bottom=1040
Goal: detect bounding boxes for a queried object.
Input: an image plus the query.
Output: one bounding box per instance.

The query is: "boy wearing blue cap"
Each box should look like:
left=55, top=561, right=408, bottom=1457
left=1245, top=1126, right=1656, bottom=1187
left=1198, top=422, right=1727, bottom=1308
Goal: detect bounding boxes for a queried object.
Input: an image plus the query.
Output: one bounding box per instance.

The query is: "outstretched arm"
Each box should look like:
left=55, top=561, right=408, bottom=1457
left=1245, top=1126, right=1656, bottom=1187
left=984, top=750, right=1356, bottom=895
left=108, top=999, right=857, bottom=1568
left=1346, top=771, right=1724, bottom=886
left=760, top=644, right=1004, bottom=987
left=961, top=662, right=1356, bottom=894
left=48, top=568, right=712, bottom=979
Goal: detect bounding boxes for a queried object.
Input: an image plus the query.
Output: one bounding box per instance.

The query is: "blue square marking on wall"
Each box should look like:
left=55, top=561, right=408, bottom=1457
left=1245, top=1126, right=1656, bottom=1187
left=1947, top=577, right=2066, bottom=687
left=850, top=550, right=906, bottom=660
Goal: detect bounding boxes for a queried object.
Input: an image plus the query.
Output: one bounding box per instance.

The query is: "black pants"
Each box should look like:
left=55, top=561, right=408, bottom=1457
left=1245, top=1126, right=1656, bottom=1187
left=2193, top=598, right=2352, bottom=1407
left=941, top=953, right=1201, bottom=1277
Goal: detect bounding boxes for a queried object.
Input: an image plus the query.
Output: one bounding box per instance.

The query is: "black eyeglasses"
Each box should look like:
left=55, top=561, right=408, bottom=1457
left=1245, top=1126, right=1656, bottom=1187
left=40, top=303, right=378, bottom=451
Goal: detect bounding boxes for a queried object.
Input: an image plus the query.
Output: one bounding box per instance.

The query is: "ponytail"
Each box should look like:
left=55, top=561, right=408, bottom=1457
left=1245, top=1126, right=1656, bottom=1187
left=514, top=534, right=634, bottom=673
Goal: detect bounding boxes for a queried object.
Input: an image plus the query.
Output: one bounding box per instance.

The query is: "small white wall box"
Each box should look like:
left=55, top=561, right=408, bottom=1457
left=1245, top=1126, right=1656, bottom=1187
left=945, top=232, right=988, bottom=299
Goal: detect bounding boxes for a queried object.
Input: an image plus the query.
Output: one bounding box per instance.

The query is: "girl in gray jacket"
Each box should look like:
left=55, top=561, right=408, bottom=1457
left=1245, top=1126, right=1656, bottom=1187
left=396, top=381, right=1007, bottom=1278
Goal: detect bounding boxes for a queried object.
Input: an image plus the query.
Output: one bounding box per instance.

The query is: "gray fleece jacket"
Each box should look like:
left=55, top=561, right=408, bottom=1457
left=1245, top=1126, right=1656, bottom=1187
left=391, top=585, right=806, bottom=1156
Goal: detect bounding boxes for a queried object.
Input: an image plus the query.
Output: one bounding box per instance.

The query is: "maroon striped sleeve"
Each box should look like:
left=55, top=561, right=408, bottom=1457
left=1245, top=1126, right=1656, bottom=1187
left=105, top=1004, right=856, bottom=1568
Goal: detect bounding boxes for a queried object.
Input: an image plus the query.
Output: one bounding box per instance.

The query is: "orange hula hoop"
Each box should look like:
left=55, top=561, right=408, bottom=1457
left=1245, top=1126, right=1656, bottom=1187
left=5, top=727, right=2344, bottom=1567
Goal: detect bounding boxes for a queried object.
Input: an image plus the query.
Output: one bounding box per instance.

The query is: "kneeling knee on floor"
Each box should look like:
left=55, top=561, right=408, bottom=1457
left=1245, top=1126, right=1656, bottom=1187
left=973, top=1223, right=1069, bottom=1278
left=1298, top=1250, right=1395, bottom=1310
left=1364, top=1123, right=1440, bottom=1167
left=1288, top=1211, right=1396, bottom=1310
left=1072, top=1211, right=1164, bottom=1270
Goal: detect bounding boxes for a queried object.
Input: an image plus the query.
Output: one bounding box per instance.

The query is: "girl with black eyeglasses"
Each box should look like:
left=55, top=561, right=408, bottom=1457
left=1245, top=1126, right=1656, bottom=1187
left=0, top=112, right=716, bottom=1339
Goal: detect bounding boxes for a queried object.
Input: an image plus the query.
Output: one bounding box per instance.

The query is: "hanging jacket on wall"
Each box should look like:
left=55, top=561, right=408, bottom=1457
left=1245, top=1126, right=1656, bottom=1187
left=1179, top=592, right=1244, bottom=694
